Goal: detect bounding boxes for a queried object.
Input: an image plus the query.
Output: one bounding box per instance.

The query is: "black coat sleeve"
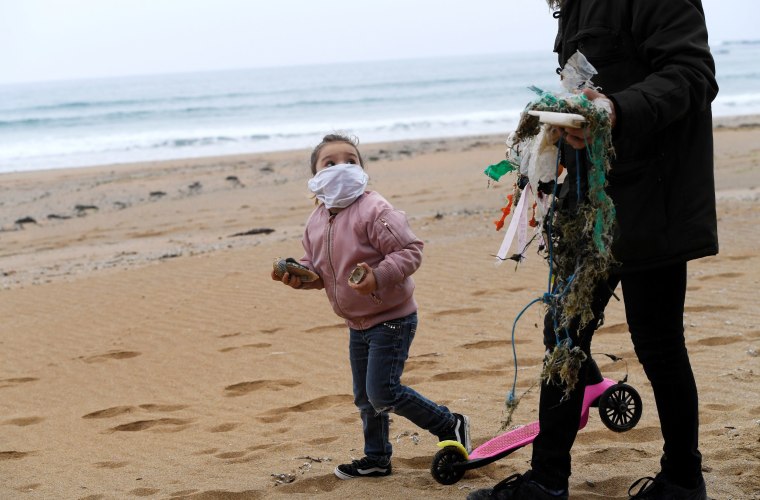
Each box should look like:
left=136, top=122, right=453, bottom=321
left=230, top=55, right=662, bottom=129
left=610, top=0, right=718, bottom=137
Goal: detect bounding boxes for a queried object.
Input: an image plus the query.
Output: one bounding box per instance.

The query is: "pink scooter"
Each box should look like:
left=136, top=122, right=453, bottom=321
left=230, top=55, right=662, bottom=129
left=431, top=361, right=642, bottom=485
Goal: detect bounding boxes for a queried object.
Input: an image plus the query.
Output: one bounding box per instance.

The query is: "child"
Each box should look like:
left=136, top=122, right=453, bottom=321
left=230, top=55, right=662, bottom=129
left=271, top=133, right=470, bottom=480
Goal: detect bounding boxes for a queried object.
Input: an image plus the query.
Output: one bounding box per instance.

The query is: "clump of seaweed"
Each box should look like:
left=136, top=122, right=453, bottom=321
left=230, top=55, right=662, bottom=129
left=540, top=340, right=588, bottom=400
left=500, top=382, right=537, bottom=430
left=497, top=85, right=617, bottom=406
left=519, top=88, right=617, bottom=333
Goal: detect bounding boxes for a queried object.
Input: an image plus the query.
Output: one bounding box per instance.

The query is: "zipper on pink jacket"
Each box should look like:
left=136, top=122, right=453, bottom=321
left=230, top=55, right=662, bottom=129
left=326, top=213, right=349, bottom=318
left=379, top=217, right=402, bottom=246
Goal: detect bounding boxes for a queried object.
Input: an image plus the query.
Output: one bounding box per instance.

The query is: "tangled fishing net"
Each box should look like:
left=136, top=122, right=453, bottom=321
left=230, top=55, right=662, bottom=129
left=515, top=87, right=617, bottom=331
left=489, top=55, right=618, bottom=409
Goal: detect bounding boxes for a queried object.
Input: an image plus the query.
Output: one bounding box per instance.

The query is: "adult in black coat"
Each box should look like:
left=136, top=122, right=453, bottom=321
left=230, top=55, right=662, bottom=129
left=469, top=0, right=718, bottom=499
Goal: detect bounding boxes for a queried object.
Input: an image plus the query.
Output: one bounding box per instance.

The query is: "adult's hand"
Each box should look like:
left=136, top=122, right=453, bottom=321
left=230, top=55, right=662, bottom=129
left=562, top=88, right=617, bottom=150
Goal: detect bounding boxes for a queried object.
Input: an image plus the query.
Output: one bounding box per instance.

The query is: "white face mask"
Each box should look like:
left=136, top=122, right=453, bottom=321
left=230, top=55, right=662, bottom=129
left=308, top=163, right=369, bottom=209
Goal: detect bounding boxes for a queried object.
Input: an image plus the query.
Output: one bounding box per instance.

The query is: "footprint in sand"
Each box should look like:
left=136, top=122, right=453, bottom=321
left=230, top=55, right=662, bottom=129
left=697, top=272, right=744, bottom=281
left=224, top=379, right=301, bottom=397
left=410, top=352, right=443, bottom=359
left=403, top=359, right=440, bottom=372
left=459, top=339, right=527, bottom=350
left=433, top=307, right=483, bottom=317
left=721, top=254, right=755, bottom=262
left=94, top=461, right=129, bottom=469
left=218, top=343, right=272, bottom=353
left=138, top=404, right=188, bottom=412
left=0, top=377, right=39, bottom=389
left=490, top=355, right=545, bottom=369
left=214, top=451, right=247, bottom=459
left=257, top=395, right=353, bottom=423
left=395, top=455, right=433, bottom=470
left=83, top=406, right=136, bottom=419
left=80, top=351, right=141, bottom=363
left=703, top=402, right=739, bottom=411
left=259, top=328, right=282, bottom=334
left=429, top=369, right=506, bottom=382
left=684, top=304, right=737, bottom=313
left=305, top=323, right=345, bottom=333
left=219, top=332, right=243, bottom=339
left=247, top=443, right=276, bottom=452
left=696, top=334, right=746, bottom=346
left=208, top=423, right=240, bottom=433
left=276, top=476, right=338, bottom=494
left=193, top=448, right=219, bottom=456
left=307, top=436, right=339, bottom=445
left=0, top=451, right=33, bottom=460
left=473, top=287, right=526, bottom=296
left=170, top=490, right=200, bottom=497
left=14, top=484, right=42, bottom=494
left=597, top=322, right=629, bottom=334
left=576, top=446, right=650, bottom=465
left=2, top=417, right=44, bottom=426
left=130, top=488, right=161, bottom=496
left=109, top=418, right=193, bottom=432
left=584, top=425, right=661, bottom=444
left=573, top=477, right=634, bottom=497
left=82, top=404, right=187, bottom=419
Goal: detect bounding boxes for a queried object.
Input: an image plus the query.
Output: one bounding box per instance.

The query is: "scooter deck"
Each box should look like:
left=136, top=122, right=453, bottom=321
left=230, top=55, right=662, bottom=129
left=469, top=421, right=540, bottom=460
left=459, top=378, right=617, bottom=468
left=432, top=372, right=641, bottom=484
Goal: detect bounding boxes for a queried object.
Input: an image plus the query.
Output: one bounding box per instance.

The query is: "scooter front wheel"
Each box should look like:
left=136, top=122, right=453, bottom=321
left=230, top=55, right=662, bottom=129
left=431, top=446, right=466, bottom=485
left=598, top=383, right=642, bottom=432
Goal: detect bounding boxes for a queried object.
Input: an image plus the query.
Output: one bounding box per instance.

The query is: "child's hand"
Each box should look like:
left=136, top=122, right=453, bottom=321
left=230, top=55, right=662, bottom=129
left=271, top=269, right=304, bottom=289
left=348, top=262, right=377, bottom=295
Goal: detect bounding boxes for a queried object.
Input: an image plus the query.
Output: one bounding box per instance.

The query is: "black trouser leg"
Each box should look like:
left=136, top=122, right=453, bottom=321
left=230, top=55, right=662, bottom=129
left=621, top=262, right=702, bottom=488
left=531, top=274, right=619, bottom=491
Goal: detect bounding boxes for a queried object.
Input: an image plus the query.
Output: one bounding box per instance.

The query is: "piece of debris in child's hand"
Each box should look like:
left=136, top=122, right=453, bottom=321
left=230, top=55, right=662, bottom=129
left=348, top=265, right=367, bottom=284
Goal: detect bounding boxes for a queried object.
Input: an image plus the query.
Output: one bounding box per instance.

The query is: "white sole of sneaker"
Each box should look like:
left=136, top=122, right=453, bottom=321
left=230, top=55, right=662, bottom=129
left=333, top=466, right=390, bottom=480
left=461, top=414, right=472, bottom=453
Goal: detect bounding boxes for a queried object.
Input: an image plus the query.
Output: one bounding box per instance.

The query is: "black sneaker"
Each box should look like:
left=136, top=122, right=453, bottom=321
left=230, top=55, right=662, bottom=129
left=628, top=473, right=707, bottom=499
left=467, top=471, right=568, bottom=500
left=438, top=413, right=471, bottom=453
left=334, top=456, right=392, bottom=480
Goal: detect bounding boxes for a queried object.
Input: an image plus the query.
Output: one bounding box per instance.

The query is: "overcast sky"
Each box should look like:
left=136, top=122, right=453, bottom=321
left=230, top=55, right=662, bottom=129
left=1, top=0, right=757, bottom=85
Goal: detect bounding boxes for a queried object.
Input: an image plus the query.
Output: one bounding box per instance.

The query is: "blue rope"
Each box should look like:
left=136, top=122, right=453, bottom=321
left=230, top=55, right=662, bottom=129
left=575, top=149, right=582, bottom=210
left=507, top=296, right=543, bottom=404
left=507, top=136, right=570, bottom=404
left=546, top=137, right=564, bottom=293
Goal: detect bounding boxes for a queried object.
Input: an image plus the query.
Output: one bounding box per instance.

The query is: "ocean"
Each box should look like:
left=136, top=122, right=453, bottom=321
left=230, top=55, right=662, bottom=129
left=1, top=42, right=759, bottom=174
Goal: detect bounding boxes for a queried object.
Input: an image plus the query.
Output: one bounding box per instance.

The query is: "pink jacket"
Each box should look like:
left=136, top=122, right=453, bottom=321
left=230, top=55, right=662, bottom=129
left=300, top=191, right=422, bottom=330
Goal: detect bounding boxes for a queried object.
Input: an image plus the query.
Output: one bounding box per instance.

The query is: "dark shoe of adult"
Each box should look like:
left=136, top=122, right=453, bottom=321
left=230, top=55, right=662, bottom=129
left=467, top=471, right=568, bottom=500
left=628, top=473, right=707, bottom=499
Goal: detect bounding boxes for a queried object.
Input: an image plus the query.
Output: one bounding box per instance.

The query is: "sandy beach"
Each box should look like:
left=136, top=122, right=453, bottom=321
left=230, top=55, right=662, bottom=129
left=1, top=117, right=759, bottom=499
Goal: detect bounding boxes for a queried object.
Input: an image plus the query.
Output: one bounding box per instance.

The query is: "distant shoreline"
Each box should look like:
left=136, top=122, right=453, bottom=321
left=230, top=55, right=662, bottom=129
left=2, top=113, right=758, bottom=179
left=712, top=113, right=760, bottom=128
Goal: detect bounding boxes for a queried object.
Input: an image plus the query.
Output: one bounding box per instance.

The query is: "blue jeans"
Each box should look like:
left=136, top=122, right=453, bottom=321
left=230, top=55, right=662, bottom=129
left=349, top=312, right=454, bottom=460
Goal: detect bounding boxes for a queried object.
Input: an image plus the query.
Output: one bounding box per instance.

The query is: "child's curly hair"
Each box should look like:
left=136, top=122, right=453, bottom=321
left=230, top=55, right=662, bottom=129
left=309, top=133, right=364, bottom=175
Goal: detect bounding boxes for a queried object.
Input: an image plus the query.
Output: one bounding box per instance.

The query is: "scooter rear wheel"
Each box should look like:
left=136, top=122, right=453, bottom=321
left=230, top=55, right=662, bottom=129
left=431, top=446, right=466, bottom=485
left=598, top=383, right=642, bottom=432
